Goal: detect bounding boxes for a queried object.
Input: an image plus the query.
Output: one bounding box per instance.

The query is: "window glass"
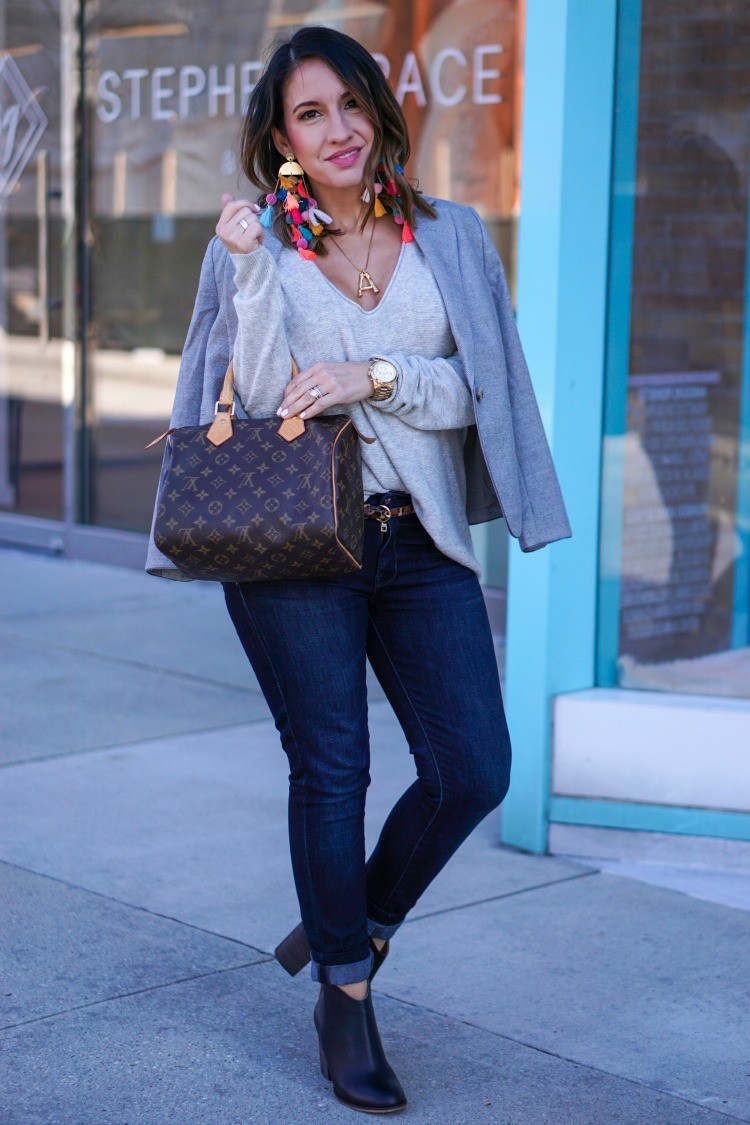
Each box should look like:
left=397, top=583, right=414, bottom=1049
left=84, top=1, right=523, bottom=569
left=0, top=2, right=66, bottom=521
left=598, top=0, right=750, bottom=698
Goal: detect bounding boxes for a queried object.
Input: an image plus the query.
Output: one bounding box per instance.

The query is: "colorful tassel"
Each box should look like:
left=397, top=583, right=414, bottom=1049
left=263, top=153, right=414, bottom=258
left=306, top=206, right=333, bottom=226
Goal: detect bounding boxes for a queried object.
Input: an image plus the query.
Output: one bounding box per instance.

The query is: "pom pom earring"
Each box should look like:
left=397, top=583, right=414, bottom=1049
left=259, top=152, right=334, bottom=260
left=260, top=153, right=415, bottom=257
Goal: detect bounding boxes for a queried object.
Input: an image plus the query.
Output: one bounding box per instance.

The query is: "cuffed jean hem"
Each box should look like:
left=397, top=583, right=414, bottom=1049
left=310, top=950, right=374, bottom=984
left=367, top=915, right=404, bottom=941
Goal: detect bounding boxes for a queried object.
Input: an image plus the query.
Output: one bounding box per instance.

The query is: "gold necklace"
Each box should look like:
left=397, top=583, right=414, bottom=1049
left=328, top=219, right=379, bottom=299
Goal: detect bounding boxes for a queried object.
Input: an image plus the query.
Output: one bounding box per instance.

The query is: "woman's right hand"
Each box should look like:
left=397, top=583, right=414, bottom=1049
left=216, top=193, right=264, bottom=254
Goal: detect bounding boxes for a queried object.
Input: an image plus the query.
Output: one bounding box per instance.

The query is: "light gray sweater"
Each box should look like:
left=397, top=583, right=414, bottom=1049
left=229, top=237, right=482, bottom=577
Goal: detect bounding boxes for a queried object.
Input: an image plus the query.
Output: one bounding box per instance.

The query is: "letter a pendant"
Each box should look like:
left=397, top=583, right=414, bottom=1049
left=357, top=270, right=380, bottom=299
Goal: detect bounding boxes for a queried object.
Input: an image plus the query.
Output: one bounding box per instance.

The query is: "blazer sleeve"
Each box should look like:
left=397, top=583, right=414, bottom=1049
left=146, top=238, right=224, bottom=579
left=167, top=238, right=223, bottom=429
left=229, top=246, right=297, bottom=416
left=469, top=207, right=572, bottom=548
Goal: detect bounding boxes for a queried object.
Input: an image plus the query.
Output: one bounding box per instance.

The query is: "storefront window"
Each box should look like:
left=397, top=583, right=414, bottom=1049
left=0, top=2, right=68, bottom=522
left=598, top=0, right=750, bottom=698
left=82, top=1, right=522, bottom=580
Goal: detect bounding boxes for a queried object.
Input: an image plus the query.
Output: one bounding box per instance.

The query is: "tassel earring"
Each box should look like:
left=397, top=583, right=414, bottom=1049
left=373, top=161, right=413, bottom=242
left=260, top=152, right=333, bottom=259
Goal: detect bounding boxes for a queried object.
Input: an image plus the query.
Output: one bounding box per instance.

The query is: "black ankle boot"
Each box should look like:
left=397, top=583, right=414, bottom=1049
left=275, top=923, right=390, bottom=982
left=314, top=981, right=407, bottom=1113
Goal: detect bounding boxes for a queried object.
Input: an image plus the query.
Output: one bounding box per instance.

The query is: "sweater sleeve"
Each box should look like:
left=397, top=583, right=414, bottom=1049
left=360, top=350, right=475, bottom=431
left=229, top=246, right=296, bottom=416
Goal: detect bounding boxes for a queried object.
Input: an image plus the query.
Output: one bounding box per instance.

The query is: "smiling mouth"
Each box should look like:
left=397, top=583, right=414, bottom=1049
left=327, top=147, right=361, bottom=160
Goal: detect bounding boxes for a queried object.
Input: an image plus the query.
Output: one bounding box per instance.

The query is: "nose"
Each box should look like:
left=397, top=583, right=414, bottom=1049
left=326, top=106, right=354, bottom=143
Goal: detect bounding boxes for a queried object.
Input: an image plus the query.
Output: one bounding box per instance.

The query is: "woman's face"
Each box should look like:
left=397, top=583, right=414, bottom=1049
left=272, top=58, right=376, bottom=194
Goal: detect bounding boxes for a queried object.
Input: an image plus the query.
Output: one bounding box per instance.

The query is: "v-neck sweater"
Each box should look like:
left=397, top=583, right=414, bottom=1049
left=229, top=237, right=482, bottom=578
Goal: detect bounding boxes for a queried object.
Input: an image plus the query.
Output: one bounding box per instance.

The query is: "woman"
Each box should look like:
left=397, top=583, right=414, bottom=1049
left=146, top=25, right=571, bottom=1116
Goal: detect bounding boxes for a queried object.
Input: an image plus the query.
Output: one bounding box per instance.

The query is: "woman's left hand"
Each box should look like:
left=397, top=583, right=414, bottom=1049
left=276, top=361, right=373, bottom=420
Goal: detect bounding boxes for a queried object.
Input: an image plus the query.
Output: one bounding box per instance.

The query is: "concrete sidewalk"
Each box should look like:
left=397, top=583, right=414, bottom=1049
left=1, top=546, right=748, bottom=1124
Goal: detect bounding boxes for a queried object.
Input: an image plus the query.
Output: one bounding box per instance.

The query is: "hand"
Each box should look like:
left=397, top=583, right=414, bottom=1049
left=216, top=193, right=264, bottom=254
left=276, top=361, right=373, bottom=420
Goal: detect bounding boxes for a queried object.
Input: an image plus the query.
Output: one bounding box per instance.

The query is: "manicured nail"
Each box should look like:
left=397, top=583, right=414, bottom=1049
left=300, top=411, right=307, bottom=419
left=279, top=408, right=288, bottom=417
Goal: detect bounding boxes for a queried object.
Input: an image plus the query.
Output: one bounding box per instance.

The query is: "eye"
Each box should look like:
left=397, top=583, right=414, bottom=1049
left=299, top=108, right=320, bottom=120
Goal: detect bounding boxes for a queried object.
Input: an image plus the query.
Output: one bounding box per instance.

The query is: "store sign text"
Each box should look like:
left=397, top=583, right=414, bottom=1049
left=96, top=46, right=504, bottom=124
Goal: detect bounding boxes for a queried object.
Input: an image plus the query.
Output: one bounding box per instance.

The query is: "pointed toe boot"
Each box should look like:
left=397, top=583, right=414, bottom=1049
left=314, top=981, right=407, bottom=1114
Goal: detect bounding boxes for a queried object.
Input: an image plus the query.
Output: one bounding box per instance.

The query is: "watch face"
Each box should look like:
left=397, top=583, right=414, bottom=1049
left=371, top=359, right=397, bottom=383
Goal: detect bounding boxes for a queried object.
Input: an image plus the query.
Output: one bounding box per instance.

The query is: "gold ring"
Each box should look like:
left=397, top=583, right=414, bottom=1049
left=238, top=217, right=249, bottom=230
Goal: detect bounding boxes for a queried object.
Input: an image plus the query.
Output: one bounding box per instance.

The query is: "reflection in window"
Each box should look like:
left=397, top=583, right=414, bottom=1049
left=599, top=3, right=750, bottom=698
left=86, top=0, right=523, bottom=557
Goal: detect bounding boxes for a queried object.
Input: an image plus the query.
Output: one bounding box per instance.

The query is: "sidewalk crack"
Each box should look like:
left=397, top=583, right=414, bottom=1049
left=0, top=958, right=274, bottom=1034
left=373, top=991, right=747, bottom=1123
left=0, top=625, right=262, bottom=697
left=0, top=716, right=275, bottom=770
left=404, top=868, right=600, bottom=923
left=0, top=857, right=276, bottom=958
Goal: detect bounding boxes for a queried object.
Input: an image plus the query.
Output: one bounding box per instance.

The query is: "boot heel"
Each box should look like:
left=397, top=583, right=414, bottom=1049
left=319, top=1042, right=330, bottom=1080
left=274, top=921, right=311, bottom=976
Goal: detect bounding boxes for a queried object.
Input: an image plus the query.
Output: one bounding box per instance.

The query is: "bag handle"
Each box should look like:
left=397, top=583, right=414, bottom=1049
left=146, top=352, right=376, bottom=449
left=206, top=354, right=300, bottom=446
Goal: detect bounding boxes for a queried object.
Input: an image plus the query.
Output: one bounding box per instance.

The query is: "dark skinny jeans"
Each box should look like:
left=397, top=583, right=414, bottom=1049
left=222, top=490, right=512, bottom=984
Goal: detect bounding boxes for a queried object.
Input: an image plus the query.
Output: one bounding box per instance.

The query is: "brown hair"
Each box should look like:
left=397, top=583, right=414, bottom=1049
left=239, top=26, right=437, bottom=256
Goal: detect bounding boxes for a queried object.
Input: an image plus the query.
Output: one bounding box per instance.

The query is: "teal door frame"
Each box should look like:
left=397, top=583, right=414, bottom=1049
left=501, top=0, right=750, bottom=853
left=500, top=0, right=618, bottom=853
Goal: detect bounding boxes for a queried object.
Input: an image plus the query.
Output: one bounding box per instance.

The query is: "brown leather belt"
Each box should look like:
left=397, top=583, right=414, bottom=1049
left=363, top=501, right=416, bottom=533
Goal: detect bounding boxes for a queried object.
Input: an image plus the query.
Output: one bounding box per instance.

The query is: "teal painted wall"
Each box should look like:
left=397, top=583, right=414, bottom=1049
left=500, top=0, right=618, bottom=852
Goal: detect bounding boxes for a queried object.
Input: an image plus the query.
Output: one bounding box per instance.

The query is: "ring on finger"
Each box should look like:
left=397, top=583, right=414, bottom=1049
left=238, top=217, right=249, bottom=230
left=308, top=385, right=324, bottom=400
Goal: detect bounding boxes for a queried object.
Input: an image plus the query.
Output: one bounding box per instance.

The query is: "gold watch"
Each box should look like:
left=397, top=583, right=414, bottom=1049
left=367, top=357, right=398, bottom=401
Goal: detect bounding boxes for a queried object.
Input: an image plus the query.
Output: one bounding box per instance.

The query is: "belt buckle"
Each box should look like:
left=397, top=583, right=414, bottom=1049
left=373, top=503, right=392, bottom=535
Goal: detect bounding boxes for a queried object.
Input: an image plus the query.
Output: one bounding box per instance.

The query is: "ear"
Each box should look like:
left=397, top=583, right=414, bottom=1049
left=271, top=126, right=289, bottom=158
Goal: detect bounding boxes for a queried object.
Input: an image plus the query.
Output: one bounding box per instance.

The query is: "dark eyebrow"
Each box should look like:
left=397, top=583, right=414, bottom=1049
left=292, top=91, right=354, bottom=113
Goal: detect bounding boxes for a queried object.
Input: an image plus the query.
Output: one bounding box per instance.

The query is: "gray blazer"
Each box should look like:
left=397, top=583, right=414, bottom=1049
left=145, top=195, right=571, bottom=579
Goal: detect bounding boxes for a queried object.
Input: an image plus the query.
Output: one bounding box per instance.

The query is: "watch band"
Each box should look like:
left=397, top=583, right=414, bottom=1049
left=368, top=357, right=398, bottom=401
